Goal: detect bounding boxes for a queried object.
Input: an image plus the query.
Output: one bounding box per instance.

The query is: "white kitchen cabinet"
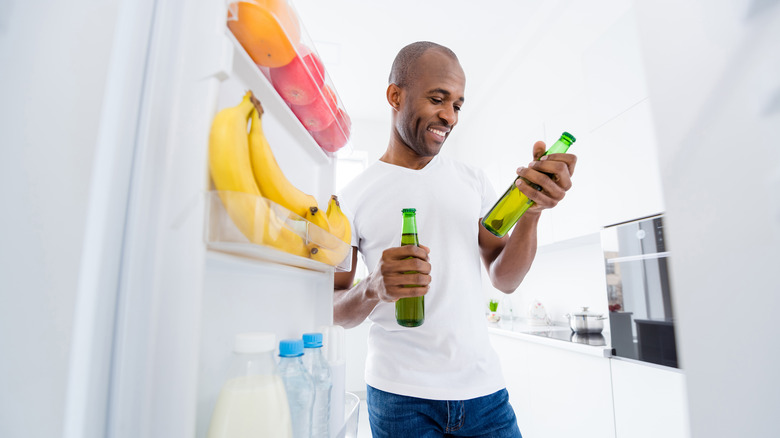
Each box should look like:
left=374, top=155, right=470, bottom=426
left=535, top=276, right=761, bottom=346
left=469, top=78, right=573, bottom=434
left=549, top=5, right=664, bottom=240
left=489, top=333, right=615, bottom=438
left=488, top=334, right=535, bottom=432
left=448, top=1, right=665, bottom=245
left=610, top=358, right=690, bottom=438
left=490, top=330, right=691, bottom=438
left=553, top=99, right=665, bottom=236
left=581, top=8, right=648, bottom=133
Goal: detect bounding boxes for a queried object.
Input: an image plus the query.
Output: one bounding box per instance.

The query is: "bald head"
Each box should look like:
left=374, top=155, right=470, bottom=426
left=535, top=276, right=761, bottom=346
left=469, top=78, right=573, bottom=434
left=389, top=41, right=459, bottom=87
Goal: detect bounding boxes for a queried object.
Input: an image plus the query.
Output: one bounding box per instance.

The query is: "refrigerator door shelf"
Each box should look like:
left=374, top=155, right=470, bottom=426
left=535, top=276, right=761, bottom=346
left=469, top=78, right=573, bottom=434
left=225, top=0, right=353, bottom=157
left=205, top=190, right=352, bottom=272
left=221, top=30, right=330, bottom=163
left=337, top=392, right=360, bottom=438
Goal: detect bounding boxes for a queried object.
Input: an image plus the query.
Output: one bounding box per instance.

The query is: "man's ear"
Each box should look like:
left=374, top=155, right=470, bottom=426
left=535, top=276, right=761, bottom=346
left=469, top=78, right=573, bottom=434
left=387, top=83, right=401, bottom=111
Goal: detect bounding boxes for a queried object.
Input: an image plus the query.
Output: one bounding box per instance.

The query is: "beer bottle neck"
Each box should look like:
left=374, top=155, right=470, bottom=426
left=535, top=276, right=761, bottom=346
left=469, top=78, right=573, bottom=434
left=545, top=132, right=576, bottom=155
left=401, top=214, right=419, bottom=246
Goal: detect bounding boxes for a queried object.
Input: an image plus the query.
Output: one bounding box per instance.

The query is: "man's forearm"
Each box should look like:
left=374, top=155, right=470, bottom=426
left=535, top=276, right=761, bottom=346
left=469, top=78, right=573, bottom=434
left=334, top=274, right=381, bottom=328
left=488, top=210, right=541, bottom=293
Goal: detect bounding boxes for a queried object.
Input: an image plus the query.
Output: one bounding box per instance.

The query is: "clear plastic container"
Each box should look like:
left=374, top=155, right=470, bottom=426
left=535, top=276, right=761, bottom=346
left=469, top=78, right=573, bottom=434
left=207, top=333, right=292, bottom=438
left=205, top=190, right=352, bottom=271
left=226, top=0, right=352, bottom=155
left=338, top=392, right=360, bottom=438
left=278, top=339, right=314, bottom=438
left=302, top=333, right=332, bottom=438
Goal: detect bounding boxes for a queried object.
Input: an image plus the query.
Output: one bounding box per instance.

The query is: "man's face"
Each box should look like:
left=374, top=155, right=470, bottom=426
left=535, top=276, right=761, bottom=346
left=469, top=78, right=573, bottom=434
left=394, top=50, right=466, bottom=157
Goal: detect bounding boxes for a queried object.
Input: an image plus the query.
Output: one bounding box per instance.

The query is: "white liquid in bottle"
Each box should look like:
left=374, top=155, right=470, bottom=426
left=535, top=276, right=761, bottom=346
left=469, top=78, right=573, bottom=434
left=207, top=373, right=292, bottom=437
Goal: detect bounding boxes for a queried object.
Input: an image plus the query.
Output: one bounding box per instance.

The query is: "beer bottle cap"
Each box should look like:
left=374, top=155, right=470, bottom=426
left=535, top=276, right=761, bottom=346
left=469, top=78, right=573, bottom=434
left=402, top=208, right=416, bottom=214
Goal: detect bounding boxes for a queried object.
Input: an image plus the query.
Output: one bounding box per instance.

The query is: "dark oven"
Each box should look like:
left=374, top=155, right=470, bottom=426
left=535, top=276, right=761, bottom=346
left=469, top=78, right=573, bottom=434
left=602, top=214, right=679, bottom=368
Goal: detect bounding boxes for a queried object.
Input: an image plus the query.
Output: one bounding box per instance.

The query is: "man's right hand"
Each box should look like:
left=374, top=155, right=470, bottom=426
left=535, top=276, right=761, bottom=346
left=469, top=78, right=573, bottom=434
left=369, top=244, right=431, bottom=303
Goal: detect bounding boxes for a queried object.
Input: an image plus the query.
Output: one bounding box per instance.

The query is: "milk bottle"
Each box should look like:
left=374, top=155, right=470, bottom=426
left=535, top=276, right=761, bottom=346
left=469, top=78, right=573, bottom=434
left=207, top=332, right=292, bottom=438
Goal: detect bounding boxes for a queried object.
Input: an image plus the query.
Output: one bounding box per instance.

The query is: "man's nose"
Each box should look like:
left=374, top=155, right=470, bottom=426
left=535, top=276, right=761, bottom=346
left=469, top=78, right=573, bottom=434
left=439, top=106, right=456, bottom=126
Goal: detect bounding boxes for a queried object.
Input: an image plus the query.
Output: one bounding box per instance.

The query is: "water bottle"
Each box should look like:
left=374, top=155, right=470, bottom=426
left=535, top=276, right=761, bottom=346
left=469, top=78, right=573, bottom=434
left=279, top=339, right=314, bottom=438
left=320, top=325, right=345, bottom=438
left=302, top=332, right=332, bottom=438
left=207, top=332, right=292, bottom=438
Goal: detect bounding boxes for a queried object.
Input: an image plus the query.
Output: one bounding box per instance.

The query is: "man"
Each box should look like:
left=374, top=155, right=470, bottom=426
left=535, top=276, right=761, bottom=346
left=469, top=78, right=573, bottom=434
left=333, top=41, right=576, bottom=437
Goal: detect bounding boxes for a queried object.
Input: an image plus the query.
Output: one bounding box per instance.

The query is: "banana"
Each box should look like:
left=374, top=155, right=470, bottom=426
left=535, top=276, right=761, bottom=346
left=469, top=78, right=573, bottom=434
left=208, top=92, right=308, bottom=258
left=325, top=195, right=352, bottom=245
left=308, top=195, right=352, bottom=266
left=208, top=92, right=266, bottom=243
left=263, top=205, right=310, bottom=258
left=304, top=205, right=331, bottom=233
left=308, top=239, right=351, bottom=266
left=247, top=94, right=330, bottom=231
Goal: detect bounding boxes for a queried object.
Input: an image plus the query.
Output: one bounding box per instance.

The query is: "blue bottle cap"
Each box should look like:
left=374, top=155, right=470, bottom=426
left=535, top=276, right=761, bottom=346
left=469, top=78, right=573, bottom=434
left=302, top=332, right=323, bottom=348
left=279, top=339, right=304, bottom=357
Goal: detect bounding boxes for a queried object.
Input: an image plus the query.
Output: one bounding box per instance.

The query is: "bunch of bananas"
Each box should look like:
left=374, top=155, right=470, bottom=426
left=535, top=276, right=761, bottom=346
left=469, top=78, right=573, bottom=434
left=208, top=91, right=352, bottom=266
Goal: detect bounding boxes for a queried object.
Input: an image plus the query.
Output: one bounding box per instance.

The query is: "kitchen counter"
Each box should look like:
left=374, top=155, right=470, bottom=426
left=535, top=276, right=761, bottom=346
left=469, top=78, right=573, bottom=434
left=487, top=317, right=613, bottom=358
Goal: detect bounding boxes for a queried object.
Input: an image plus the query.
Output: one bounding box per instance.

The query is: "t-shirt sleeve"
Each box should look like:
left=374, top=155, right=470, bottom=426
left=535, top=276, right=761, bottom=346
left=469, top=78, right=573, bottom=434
left=478, top=169, right=498, bottom=218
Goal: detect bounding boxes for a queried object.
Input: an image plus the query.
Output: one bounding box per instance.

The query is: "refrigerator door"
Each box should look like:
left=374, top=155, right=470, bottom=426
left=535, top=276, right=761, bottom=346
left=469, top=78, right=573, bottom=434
left=57, top=0, right=343, bottom=437
left=1, top=1, right=153, bottom=437
left=636, top=1, right=780, bottom=436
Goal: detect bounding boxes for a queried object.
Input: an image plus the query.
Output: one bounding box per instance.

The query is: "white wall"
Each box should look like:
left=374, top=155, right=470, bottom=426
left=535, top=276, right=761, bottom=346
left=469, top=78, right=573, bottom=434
left=0, top=1, right=121, bottom=436
left=345, top=116, right=391, bottom=165
left=447, top=0, right=665, bottom=248
left=486, top=233, right=609, bottom=325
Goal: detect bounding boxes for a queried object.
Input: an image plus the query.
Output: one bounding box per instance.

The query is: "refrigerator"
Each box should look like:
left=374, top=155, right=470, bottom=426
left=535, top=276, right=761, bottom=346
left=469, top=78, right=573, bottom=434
left=1, top=0, right=352, bottom=437
left=634, top=1, right=780, bottom=437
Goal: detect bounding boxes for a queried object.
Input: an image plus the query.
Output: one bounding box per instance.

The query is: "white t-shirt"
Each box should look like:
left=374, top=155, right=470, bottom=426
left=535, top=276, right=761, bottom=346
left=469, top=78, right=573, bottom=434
left=338, top=154, right=506, bottom=400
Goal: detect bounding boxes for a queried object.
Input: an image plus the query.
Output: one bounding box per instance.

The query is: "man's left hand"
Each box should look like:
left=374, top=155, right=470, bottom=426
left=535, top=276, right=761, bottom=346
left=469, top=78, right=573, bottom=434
left=514, top=140, right=578, bottom=211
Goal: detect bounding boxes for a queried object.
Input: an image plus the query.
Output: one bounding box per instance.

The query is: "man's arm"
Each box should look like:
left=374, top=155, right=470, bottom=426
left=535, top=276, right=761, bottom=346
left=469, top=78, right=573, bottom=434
left=478, top=211, right=541, bottom=293
left=334, top=248, right=378, bottom=328
left=334, top=245, right=431, bottom=328
left=479, top=141, right=577, bottom=293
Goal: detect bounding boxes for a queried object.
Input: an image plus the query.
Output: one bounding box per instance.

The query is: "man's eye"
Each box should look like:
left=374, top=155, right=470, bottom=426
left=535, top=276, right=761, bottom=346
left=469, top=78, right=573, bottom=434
left=430, top=97, right=442, bottom=104
left=454, top=105, right=462, bottom=112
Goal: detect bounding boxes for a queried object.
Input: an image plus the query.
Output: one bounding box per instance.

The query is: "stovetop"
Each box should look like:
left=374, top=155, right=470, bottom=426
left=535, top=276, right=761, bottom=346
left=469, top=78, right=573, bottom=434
left=527, top=329, right=608, bottom=347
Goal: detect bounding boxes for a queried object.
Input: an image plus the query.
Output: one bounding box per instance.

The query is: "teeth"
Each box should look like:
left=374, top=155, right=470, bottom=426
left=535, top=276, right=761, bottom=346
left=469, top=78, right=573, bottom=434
left=429, top=128, right=446, bottom=136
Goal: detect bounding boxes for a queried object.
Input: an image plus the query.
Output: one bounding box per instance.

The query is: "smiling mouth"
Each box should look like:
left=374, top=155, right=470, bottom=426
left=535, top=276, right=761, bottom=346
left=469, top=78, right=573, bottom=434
left=428, top=127, right=448, bottom=139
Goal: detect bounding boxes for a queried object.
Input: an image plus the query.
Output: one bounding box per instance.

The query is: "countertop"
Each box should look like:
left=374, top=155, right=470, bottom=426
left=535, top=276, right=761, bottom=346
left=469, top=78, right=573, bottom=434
left=487, top=317, right=613, bottom=358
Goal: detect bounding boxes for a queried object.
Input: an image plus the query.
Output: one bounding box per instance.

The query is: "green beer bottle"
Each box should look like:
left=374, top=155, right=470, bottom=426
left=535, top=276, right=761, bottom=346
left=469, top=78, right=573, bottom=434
left=481, top=132, right=576, bottom=237
left=396, top=208, right=424, bottom=327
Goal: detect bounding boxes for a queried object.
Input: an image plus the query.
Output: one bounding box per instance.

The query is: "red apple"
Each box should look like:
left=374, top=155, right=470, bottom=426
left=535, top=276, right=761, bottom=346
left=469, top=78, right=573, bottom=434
left=291, top=85, right=338, bottom=132
left=312, top=108, right=351, bottom=153
left=269, top=47, right=325, bottom=105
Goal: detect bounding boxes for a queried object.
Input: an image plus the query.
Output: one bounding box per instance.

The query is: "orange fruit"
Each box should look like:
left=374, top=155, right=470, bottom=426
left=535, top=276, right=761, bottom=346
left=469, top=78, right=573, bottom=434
left=227, top=0, right=301, bottom=68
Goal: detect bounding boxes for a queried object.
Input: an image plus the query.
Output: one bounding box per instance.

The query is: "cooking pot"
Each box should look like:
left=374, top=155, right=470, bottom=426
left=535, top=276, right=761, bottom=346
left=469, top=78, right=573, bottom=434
left=564, top=307, right=607, bottom=334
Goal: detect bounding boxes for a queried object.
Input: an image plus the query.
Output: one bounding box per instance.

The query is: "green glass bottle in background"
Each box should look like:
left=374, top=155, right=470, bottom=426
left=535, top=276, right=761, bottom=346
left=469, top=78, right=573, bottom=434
left=396, top=208, right=424, bottom=327
left=481, top=132, right=576, bottom=237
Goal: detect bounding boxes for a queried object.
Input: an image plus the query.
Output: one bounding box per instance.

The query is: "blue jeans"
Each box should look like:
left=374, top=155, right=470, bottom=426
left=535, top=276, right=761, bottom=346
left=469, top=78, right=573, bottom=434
left=366, top=385, right=522, bottom=437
